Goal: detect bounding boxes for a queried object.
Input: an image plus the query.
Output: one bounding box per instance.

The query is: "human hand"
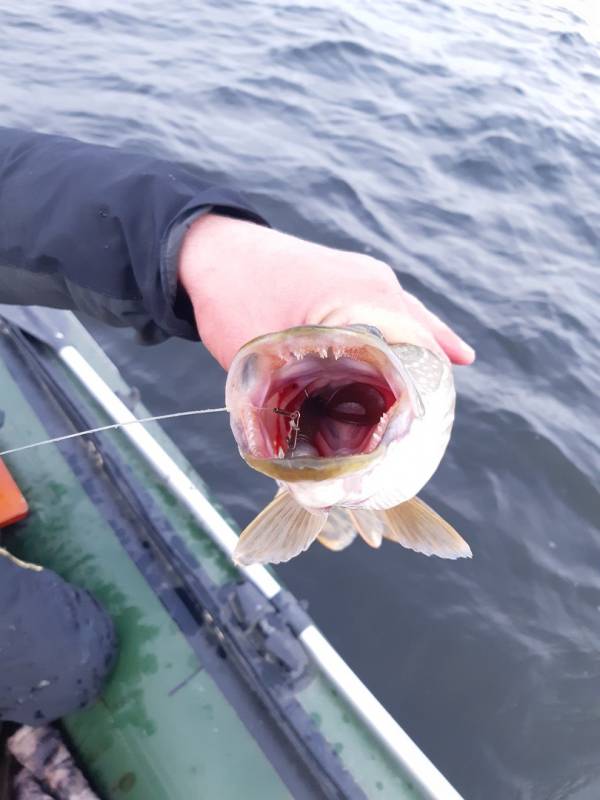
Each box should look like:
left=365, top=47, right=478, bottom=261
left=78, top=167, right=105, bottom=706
left=178, top=214, right=475, bottom=371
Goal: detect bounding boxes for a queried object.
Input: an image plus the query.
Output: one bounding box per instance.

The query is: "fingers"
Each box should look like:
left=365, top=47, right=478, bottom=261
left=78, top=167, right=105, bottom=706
left=402, top=292, right=475, bottom=365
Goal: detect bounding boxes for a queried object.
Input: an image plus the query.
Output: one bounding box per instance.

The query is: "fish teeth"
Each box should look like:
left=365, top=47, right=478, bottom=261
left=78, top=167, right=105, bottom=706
left=242, top=407, right=261, bottom=456
left=287, top=346, right=330, bottom=360
left=277, top=446, right=285, bottom=459
left=368, top=412, right=389, bottom=450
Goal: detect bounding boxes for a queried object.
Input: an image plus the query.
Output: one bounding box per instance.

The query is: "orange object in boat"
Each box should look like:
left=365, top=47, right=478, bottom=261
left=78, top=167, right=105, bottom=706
left=0, top=458, right=29, bottom=527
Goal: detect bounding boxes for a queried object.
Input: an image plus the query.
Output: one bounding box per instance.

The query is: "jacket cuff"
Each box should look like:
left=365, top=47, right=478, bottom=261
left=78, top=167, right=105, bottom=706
left=157, top=195, right=269, bottom=343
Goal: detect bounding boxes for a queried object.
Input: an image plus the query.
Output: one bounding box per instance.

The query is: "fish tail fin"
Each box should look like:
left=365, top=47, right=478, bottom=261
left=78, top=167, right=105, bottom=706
left=381, top=496, right=472, bottom=559
left=318, top=507, right=358, bottom=551
left=347, top=508, right=385, bottom=548
left=233, top=489, right=327, bottom=566
left=318, top=506, right=385, bottom=551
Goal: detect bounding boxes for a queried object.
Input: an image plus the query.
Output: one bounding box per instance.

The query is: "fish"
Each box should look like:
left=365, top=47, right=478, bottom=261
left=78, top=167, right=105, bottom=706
left=225, top=324, right=471, bottom=566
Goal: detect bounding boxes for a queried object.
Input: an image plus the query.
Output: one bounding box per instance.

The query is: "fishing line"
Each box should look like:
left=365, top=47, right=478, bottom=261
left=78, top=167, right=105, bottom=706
left=0, top=407, right=229, bottom=457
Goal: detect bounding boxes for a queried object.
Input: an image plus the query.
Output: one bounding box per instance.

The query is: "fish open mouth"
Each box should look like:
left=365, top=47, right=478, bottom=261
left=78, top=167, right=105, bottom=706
left=227, top=328, right=411, bottom=463
left=262, top=354, right=397, bottom=458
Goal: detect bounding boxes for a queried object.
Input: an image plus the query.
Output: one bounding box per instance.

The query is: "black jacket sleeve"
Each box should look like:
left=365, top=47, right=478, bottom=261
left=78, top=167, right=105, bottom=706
left=0, top=128, right=268, bottom=342
left=0, top=547, right=117, bottom=724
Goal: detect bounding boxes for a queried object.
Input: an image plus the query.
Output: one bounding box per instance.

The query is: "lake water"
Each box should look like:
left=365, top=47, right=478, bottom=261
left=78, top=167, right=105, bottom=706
left=2, top=1, right=599, bottom=797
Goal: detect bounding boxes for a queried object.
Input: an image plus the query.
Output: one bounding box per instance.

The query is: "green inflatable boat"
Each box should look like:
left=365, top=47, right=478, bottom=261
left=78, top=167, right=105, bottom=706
left=0, top=306, right=463, bottom=800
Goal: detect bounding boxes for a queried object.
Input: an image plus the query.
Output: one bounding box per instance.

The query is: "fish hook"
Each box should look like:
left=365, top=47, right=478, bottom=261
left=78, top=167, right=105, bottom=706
left=272, top=407, right=301, bottom=451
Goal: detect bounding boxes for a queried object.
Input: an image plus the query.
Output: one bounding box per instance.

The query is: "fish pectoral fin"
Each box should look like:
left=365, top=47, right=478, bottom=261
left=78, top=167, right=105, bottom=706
left=318, top=507, right=358, bottom=551
left=381, top=497, right=472, bottom=559
left=233, top=490, right=327, bottom=566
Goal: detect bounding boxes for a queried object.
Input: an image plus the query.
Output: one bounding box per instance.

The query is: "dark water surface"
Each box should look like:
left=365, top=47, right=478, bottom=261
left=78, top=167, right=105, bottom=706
left=2, top=2, right=600, bottom=797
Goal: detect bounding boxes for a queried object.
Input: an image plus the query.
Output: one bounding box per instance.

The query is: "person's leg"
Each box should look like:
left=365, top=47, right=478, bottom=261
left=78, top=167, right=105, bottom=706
left=0, top=547, right=117, bottom=725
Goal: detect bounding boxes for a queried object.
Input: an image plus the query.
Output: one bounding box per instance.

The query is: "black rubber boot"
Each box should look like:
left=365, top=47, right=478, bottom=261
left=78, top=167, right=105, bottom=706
left=0, top=548, right=117, bottom=725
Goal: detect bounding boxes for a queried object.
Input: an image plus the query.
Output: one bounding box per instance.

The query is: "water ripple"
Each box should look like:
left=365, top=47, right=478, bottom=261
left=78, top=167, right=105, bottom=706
left=1, top=1, right=599, bottom=797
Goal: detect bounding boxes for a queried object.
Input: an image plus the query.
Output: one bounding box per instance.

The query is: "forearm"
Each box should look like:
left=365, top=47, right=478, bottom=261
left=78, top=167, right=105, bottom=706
left=0, top=128, right=267, bottom=342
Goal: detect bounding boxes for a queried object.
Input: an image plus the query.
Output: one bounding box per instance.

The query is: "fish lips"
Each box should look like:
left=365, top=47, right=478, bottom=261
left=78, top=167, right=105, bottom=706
left=241, top=446, right=384, bottom=482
